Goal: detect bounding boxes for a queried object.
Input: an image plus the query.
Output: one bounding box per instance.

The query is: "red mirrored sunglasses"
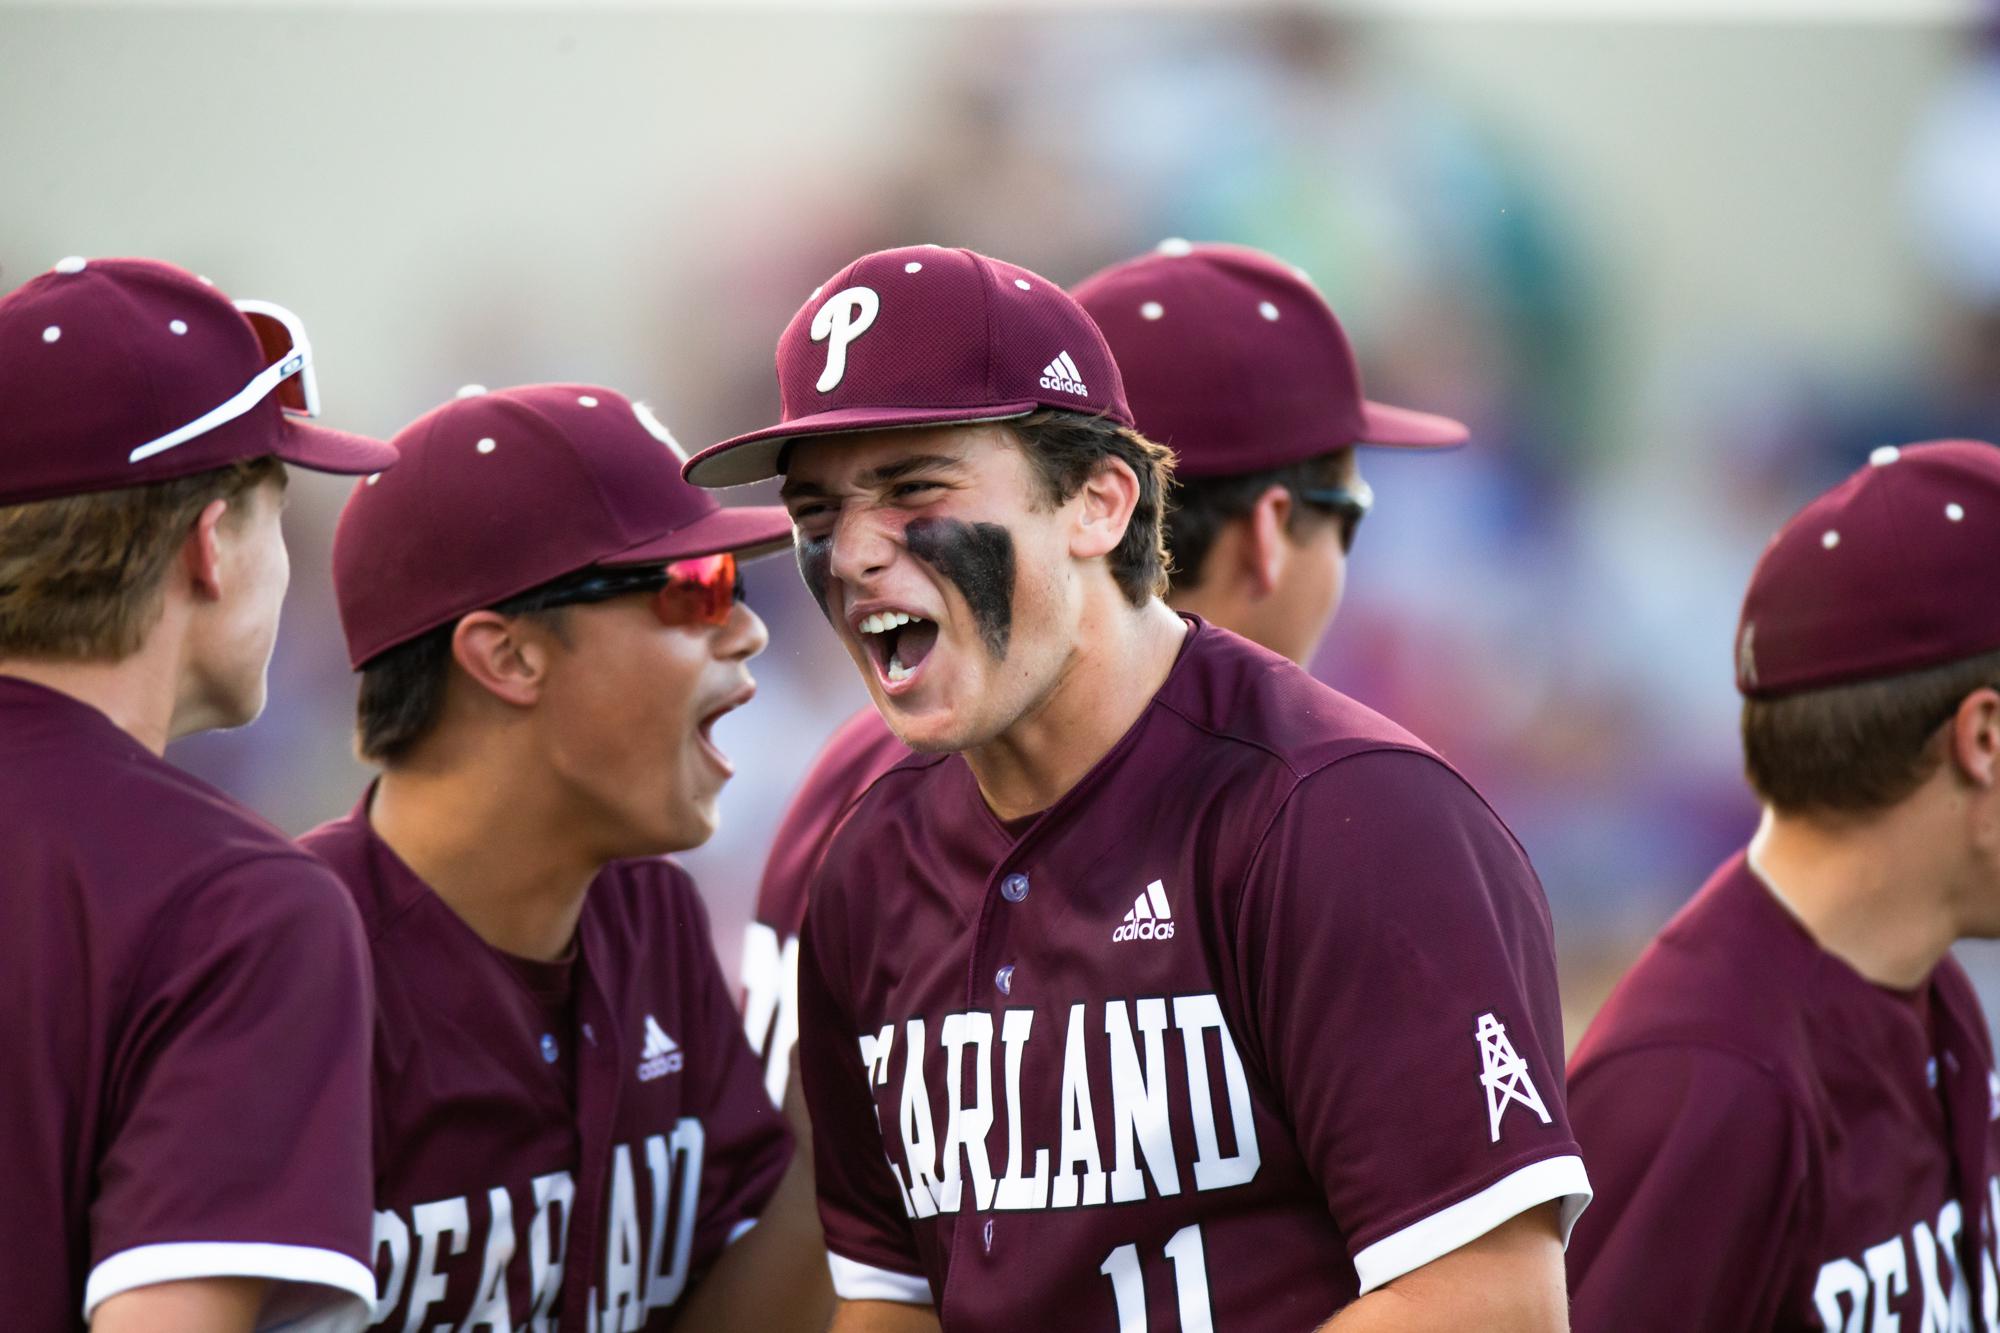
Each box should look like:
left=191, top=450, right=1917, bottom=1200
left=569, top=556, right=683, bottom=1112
left=511, top=552, right=744, bottom=627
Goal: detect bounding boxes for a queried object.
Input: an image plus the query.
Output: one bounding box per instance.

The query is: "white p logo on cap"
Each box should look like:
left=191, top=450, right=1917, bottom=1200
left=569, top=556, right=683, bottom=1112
left=810, top=286, right=880, bottom=393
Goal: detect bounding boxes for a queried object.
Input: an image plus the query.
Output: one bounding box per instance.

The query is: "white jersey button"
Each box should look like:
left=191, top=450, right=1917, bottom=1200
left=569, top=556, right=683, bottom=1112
left=1001, top=873, right=1030, bottom=902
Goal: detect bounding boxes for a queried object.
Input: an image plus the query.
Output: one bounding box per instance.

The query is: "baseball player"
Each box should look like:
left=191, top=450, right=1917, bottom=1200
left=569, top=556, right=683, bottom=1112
left=0, top=257, right=396, bottom=1331
left=687, top=245, right=1588, bottom=1330
left=299, top=384, right=801, bottom=1332
left=741, top=242, right=1466, bottom=1114
left=1567, top=440, right=2000, bottom=1331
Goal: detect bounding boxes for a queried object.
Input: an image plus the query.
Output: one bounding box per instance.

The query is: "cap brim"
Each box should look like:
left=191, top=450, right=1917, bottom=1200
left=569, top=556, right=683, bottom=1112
left=683, top=402, right=1040, bottom=488
left=602, top=504, right=796, bottom=565
left=1358, top=400, right=1469, bottom=450
left=273, top=418, right=400, bottom=475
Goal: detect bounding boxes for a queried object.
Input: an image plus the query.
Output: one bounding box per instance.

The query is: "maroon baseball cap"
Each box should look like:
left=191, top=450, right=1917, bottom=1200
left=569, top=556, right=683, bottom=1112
left=0, top=256, right=395, bottom=505
left=682, top=245, right=1133, bottom=488
left=335, top=383, right=793, bottom=667
left=1072, top=241, right=1467, bottom=478
left=1736, top=439, right=2000, bottom=698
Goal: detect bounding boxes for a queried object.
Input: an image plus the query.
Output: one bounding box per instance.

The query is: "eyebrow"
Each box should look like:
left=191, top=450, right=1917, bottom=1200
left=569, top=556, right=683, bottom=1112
left=862, top=454, right=963, bottom=486
left=780, top=453, right=964, bottom=502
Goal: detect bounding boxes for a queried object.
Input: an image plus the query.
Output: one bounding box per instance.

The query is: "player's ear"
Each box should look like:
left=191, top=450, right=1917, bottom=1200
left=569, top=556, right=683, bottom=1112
left=450, top=611, right=549, bottom=709
left=1949, top=686, right=2000, bottom=789
left=1070, top=455, right=1141, bottom=563
left=1242, top=485, right=1292, bottom=599
left=178, top=498, right=234, bottom=603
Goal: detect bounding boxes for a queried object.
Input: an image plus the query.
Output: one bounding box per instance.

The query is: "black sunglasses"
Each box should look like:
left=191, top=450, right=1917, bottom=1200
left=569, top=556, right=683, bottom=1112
left=1295, top=478, right=1374, bottom=554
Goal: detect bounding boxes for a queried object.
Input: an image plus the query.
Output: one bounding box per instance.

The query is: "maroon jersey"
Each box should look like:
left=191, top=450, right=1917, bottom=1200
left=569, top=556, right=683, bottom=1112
left=798, top=620, right=1589, bottom=1328
left=0, top=677, right=376, bottom=1331
left=1568, top=852, right=2000, bottom=1332
left=301, top=795, right=791, bottom=1333
left=742, top=706, right=907, bottom=1104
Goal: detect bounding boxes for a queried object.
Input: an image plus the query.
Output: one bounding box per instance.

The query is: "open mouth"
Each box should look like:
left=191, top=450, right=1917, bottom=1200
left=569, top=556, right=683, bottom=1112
left=857, top=610, right=940, bottom=688
left=694, top=686, right=754, bottom=777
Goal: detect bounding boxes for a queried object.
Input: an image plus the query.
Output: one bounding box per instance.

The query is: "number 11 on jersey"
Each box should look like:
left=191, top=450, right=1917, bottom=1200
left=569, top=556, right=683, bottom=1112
left=1100, top=1224, right=1215, bottom=1332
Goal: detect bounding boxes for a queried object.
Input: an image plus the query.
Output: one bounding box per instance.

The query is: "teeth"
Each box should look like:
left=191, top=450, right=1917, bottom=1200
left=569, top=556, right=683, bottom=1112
left=886, top=656, right=912, bottom=682
left=859, top=611, right=921, bottom=635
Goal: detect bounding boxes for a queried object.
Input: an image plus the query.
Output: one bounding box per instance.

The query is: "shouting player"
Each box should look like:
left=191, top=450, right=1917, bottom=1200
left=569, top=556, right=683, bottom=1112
left=301, top=384, right=802, bottom=1332
left=1567, top=440, right=2000, bottom=1331
left=741, top=241, right=1466, bottom=1104
left=0, top=258, right=396, bottom=1332
left=688, top=245, right=1588, bottom=1330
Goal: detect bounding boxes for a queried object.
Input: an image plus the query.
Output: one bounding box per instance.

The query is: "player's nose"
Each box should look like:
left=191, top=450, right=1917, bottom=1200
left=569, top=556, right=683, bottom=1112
left=827, top=507, right=899, bottom=588
left=715, top=598, right=769, bottom=664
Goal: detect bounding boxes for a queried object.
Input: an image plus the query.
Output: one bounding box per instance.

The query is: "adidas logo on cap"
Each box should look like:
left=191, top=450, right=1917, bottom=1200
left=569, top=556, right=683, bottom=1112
left=1039, top=351, right=1088, bottom=398
left=1112, top=879, right=1176, bottom=943
left=637, top=1013, right=684, bottom=1081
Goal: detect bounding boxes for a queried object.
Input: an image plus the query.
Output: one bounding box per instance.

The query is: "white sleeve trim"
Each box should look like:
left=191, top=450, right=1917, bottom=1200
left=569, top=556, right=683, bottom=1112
left=727, top=1217, right=759, bottom=1246
left=827, top=1251, right=932, bottom=1305
left=1352, top=1153, right=1593, bottom=1295
left=84, top=1241, right=376, bottom=1330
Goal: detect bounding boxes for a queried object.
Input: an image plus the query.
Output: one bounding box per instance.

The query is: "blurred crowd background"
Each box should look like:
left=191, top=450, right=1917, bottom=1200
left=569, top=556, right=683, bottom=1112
left=7, top=0, right=2000, bottom=1044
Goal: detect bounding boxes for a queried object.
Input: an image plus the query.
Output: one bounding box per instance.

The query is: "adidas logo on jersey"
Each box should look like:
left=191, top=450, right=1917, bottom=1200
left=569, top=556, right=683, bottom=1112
left=1039, top=351, right=1088, bottom=397
left=1112, top=879, right=1176, bottom=943
left=638, top=1014, right=683, bottom=1082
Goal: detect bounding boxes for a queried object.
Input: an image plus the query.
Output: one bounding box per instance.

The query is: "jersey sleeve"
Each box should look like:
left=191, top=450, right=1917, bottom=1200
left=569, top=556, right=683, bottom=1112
left=1233, top=748, right=1590, bottom=1294
left=674, top=882, right=795, bottom=1272
left=87, top=855, right=377, bottom=1331
left=796, top=909, right=932, bottom=1305
left=1566, top=1042, right=1808, bottom=1332
left=743, top=709, right=907, bottom=1108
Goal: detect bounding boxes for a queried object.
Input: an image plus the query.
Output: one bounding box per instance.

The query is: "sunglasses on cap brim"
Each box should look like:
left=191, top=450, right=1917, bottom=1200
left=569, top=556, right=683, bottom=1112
left=127, top=299, right=320, bottom=464
left=511, top=552, right=746, bottom=628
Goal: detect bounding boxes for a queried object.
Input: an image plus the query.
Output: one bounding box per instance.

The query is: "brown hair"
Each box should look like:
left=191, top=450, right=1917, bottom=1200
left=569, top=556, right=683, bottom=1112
left=1743, top=647, right=2000, bottom=816
left=1007, top=409, right=1175, bottom=606
left=1162, top=451, right=1353, bottom=594
left=0, top=457, right=284, bottom=662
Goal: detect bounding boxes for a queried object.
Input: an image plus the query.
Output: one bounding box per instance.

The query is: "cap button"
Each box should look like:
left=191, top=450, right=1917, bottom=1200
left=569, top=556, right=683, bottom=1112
left=1156, top=237, right=1194, bottom=256
left=52, top=256, right=86, bottom=274
left=1869, top=445, right=1900, bottom=466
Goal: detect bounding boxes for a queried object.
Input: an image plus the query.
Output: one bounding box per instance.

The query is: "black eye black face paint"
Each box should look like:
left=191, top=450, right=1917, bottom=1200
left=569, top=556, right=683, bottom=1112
left=794, top=533, right=833, bottom=621
left=904, top=517, right=1015, bottom=660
